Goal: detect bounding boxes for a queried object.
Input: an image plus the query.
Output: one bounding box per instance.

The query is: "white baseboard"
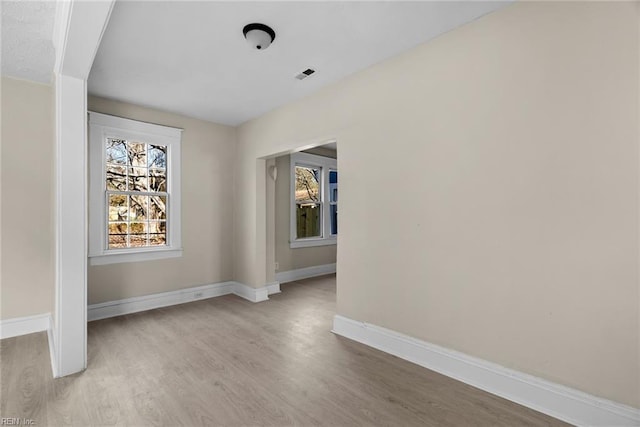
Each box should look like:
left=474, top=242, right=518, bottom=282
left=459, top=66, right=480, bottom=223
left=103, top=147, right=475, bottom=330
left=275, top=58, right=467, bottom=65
left=0, top=313, right=58, bottom=378
left=88, top=281, right=236, bottom=321
left=265, top=281, right=281, bottom=295
left=0, top=313, right=52, bottom=339
left=87, top=281, right=276, bottom=321
left=332, top=315, right=640, bottom=427
left=276, top=263, right=336, bottom=284
left=233, top=282, right=269, bottom=303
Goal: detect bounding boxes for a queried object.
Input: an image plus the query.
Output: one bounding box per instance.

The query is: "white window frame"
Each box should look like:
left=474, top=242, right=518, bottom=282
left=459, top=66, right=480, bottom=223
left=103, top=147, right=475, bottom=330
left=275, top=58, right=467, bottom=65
left=290, top=152, right=337, bottom=249
left=88, top=112, right=183, bottom=265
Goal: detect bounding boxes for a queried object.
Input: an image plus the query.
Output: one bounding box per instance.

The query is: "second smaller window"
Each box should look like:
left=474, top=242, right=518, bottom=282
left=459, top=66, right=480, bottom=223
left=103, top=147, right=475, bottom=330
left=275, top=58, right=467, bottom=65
left=290, top=152, right=337, bottom=248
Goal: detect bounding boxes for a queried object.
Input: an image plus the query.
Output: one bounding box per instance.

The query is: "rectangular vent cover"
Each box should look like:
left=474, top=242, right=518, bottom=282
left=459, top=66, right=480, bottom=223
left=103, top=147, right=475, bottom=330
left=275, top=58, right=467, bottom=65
left=295, top=68, right=316, bottom=80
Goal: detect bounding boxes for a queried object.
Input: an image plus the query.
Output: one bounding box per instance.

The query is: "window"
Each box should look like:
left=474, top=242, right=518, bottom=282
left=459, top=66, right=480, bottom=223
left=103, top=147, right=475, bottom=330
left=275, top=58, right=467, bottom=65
left=329, top=170, right=338, bottom=235
left=290, top=152, right=337, bottom=248
left=89, top=112, right=182, bottom=265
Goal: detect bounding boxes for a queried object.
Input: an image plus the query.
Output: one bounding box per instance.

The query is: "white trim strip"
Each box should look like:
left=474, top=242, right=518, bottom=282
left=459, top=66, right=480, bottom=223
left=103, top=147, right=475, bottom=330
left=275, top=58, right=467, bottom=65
left=89, top=111, right=183, bottom=137
left=332, top=315, right=640, bottom=427
left=47, top=322, right=58, bottom=378
left=87, top=281, right=279, bottom=322
left=289, top=238, right=337, bottom=249
left=89, top=249, right=183, bottom=266
left=0, top=313, right=52, bottom=339
left=276, top=263, right=336, bottom=284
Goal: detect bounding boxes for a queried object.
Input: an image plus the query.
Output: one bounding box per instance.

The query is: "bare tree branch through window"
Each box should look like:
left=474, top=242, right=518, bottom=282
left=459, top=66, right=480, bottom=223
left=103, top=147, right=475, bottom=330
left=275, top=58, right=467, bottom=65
left=106, top=139, right=167, bottom=249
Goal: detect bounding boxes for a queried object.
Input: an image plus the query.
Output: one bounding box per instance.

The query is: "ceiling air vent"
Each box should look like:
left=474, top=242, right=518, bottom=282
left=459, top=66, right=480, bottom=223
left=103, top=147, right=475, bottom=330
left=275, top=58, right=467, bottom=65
left=295, top=68, right=316, bottom=80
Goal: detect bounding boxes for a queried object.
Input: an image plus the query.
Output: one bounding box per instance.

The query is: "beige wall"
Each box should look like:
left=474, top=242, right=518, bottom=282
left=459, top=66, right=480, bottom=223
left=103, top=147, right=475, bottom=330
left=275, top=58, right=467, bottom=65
left=274, top=154, right=337, bottom=273
left=1, top=77, right=55, bottom=320
left=87, top=97, right=236, bottom=304
left=236, top=2, right=640, bottom=408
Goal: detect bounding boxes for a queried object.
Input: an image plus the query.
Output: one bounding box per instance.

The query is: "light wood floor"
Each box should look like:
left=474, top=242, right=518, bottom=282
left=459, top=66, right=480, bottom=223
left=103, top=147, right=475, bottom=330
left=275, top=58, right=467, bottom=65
left=1, top=275, right=568, bottom=426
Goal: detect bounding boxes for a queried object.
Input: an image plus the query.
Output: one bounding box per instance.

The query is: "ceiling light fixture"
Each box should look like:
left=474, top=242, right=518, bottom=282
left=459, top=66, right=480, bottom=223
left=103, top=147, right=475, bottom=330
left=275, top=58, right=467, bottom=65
left=243, top=23, right=276, bottom=51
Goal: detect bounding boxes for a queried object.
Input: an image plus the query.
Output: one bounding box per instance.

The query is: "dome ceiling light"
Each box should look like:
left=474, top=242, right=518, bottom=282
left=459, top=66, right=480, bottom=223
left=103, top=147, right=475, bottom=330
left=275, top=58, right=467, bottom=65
left=243, top=23, right=276, bottom=51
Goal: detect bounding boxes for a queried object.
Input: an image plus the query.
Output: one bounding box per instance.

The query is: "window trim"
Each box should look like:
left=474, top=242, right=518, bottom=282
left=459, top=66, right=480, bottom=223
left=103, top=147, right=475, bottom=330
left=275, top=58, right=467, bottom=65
left=290, top=152, right=337, bottom=249
left=88, top=112, right=183, bottom=265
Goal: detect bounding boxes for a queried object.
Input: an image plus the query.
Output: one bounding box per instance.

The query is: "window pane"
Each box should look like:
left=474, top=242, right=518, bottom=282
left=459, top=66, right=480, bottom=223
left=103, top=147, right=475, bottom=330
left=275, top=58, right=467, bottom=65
left=148, top=145, right=167, bottom=168
left=130, top=195, right=148, bottom=221
left=130, top=222, right=147, bottom=247
left=108, top=223, right=128, bottom=249
left=108, top=222, right=128, bottom=235
left=149, top=221, right=166, bottom=246
left=127, top=142, right=146, bottom=167
left=329, top=170, right=338, bottom=202
left=149, top=169, right=167, bottom=192
left=130, top=221, right=145, bottom=234
left=106, top=139, right=127, bottom=165
left=149, top=196, right=167, bottom=220
left=296, top=203, right=321, bottom=239
left=108, top=194, right=128, bottom=221
left=108, top=234, right=127, bottom=249
left=128, top=167, right=148, bottom=191
left=129, top=234, right=148, bottom=248
left=295, top=166, right=320, bottom=203
left=106, top=165, right=126, bottom=191
left=330, top=204, right=338, bottom=235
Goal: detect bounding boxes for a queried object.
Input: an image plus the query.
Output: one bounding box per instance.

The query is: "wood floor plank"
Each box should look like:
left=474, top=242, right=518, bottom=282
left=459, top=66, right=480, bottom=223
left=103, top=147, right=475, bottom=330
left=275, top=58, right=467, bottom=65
left=0, top=333, right=19, bottom=416
left=1, top=275, right=569, bottom=426
left=1, top=332, right=49, bottom=425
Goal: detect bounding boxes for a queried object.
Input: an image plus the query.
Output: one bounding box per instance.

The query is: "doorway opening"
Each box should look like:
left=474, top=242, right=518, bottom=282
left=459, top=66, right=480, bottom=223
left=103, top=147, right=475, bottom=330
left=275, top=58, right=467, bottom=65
left=264, top=141, right=338, bottom=287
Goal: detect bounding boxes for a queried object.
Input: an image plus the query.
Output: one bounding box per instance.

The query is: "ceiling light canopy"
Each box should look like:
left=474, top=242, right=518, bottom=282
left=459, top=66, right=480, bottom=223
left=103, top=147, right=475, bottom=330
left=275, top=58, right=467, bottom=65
left=243, top=23, right=276, bottom=51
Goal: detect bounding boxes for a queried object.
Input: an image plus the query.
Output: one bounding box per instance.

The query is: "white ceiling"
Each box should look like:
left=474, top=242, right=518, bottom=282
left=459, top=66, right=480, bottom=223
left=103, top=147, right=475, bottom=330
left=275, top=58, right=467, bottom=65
left=1, top=0, right=56, bottom=83
left=91, top=2, right=507, bottom=127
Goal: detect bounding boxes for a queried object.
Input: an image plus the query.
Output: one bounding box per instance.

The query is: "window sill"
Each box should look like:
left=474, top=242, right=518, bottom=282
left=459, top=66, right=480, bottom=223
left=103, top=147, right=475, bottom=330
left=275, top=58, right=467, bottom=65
left=290, top=238, right=337, bottom=249
left=89, top=248, right=183, bottom=266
